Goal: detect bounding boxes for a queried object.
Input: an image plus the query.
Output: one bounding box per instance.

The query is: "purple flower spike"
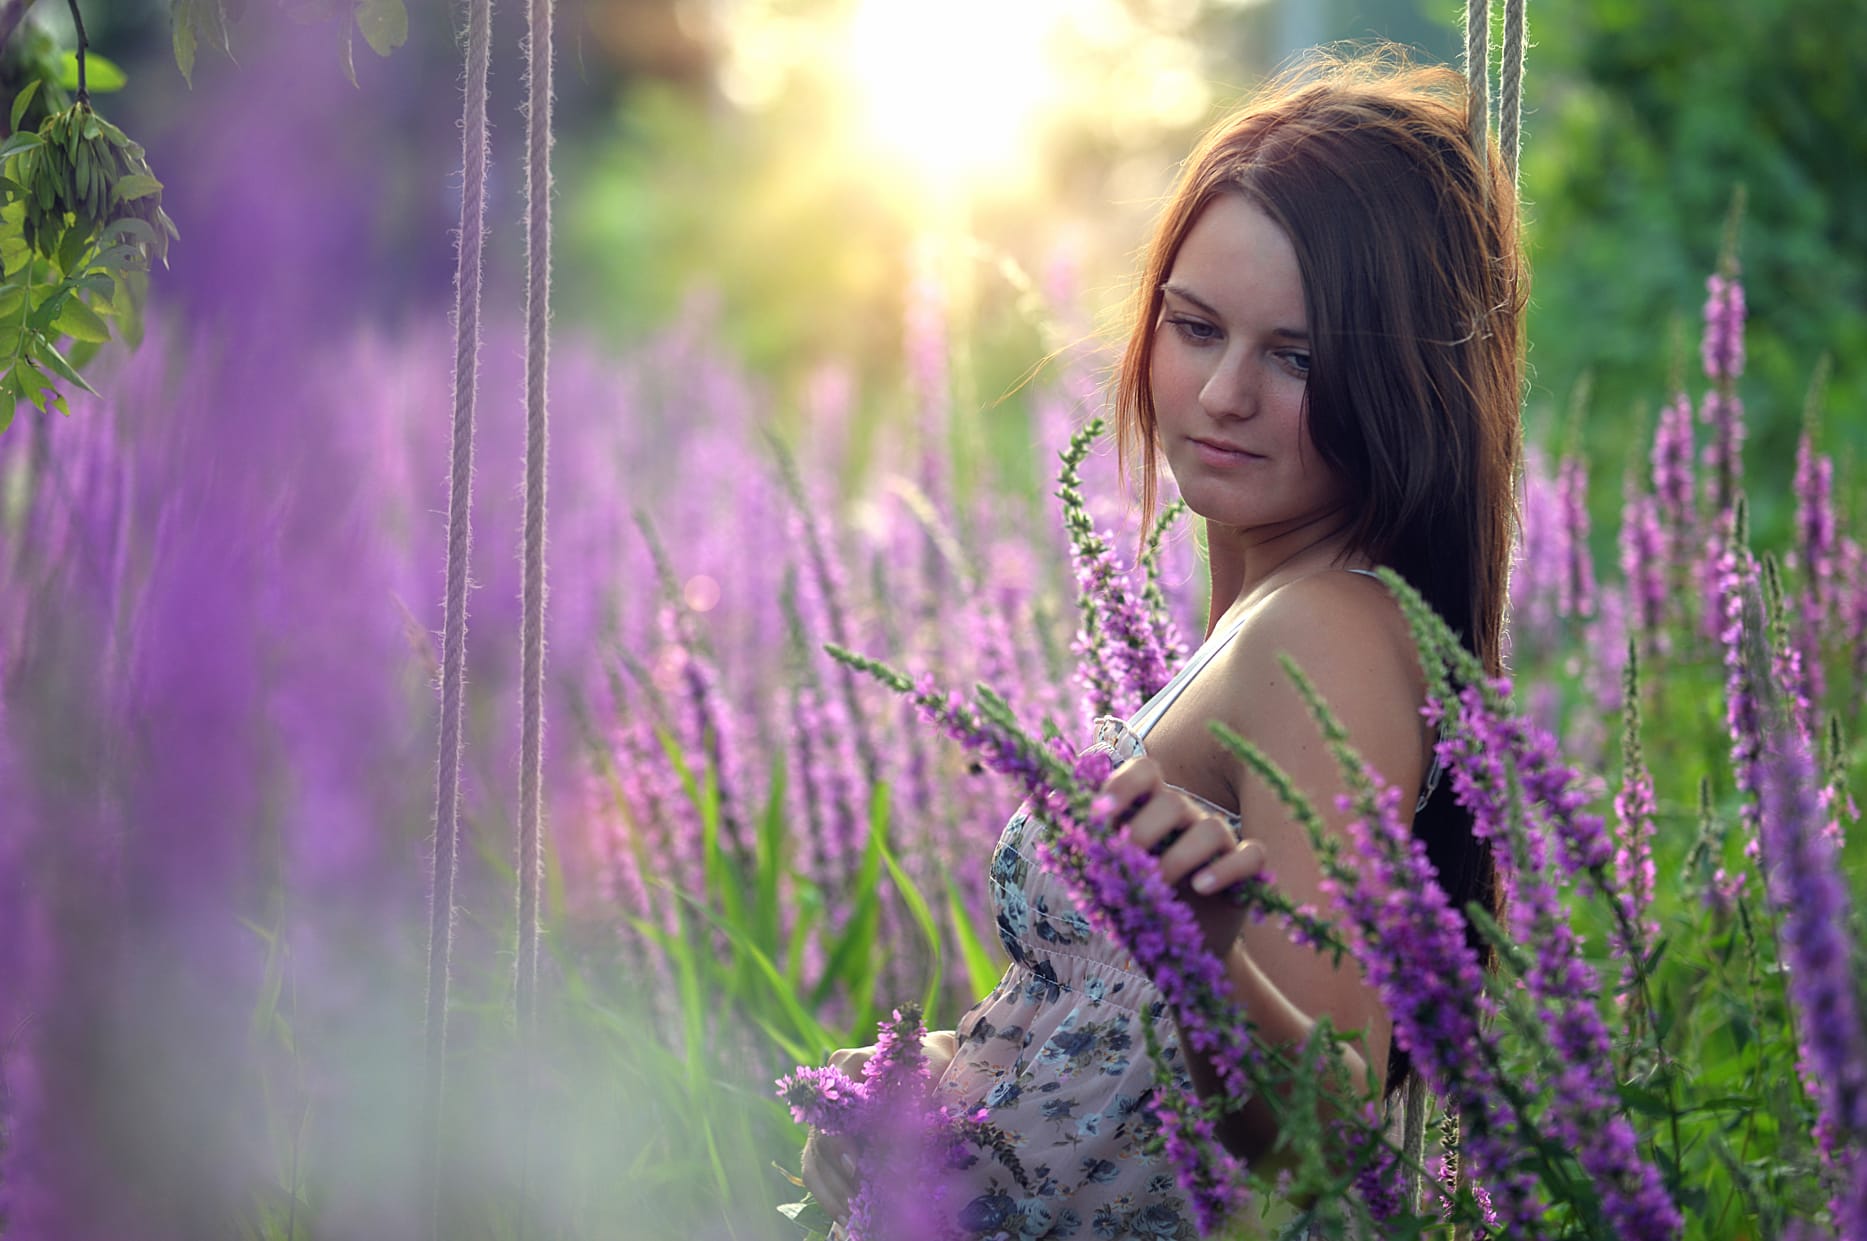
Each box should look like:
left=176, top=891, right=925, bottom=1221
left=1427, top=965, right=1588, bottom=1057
left=1620, top=489, right=1668, bottom=656
left=1701, top=272, right=1747, bottom=383
left=776, top=1007, right=973, bottom=1241
left=1651, top=391, right=1698, bottom=559
left=1612, top=726, right=1659, bottom=983
left=1715, top=530, right=1767, bottom=843
left=1435, top=685, right=1682, bottom=1238
left=1556, top=454, right=1597, bottom=623
left=1757, top=731, right=1867, bottom=1233
left=1320, top=779, right=1548, bottom=1237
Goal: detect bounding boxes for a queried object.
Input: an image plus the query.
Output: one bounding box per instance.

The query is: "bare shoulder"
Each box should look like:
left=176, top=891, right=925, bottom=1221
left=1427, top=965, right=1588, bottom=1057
left=1209, top=570, right=1427, bottom=758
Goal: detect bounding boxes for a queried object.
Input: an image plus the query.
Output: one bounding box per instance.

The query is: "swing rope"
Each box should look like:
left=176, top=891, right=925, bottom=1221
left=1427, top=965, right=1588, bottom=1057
left=1500, top=0, right=1527, bottom=188
left=1463, top=0, right=1491, bottom=183
left=516, top=0, right=553, bottom=1063
left=422, top=0, right=493, bottom=1230
left=1409, top=0, right=1527, bottom=1222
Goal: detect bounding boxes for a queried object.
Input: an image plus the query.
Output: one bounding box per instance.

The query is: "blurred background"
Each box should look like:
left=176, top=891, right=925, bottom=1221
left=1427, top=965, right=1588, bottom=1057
left=59, top=0, right=1867, bottom=508
left=2, top=2, right=1863, bottom=1238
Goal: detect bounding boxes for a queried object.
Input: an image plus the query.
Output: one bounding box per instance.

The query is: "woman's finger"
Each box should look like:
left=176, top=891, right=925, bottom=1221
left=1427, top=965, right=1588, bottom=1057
left=827, top=1044, right=871, bottom=1076
left=801, top=1128, right=858, bottom=1222
left=1154, top=816, right=1240, bottom=888
left=1188, top=838, right=1269, bottom=894
left=1099, top=756, right=1162, bottom=822
left=1119, top=784, right=1195, bottom=854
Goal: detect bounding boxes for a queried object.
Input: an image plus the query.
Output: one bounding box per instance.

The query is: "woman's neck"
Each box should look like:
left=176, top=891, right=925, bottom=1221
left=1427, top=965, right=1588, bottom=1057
left=1202, top=512, right=1360, bottom=637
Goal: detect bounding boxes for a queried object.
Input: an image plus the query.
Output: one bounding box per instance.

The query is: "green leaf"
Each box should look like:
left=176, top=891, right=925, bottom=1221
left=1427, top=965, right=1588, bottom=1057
left=945, top=878, right=1003, bottom=1001
left=776, top=1197, right=835, bottom=1236
left=64, top=338, right=100, bottom=372
left=877, top=837, right=943, bottom=1020
left=356, top=0, right=408, bottom=57
left=54, top=296, right=109, bottom=343
left=666, top=883, right=830, bottom=1057
left=99, top=217, right=158, bottom=250
left=10, top=80, right=41, bottom=132
left=0, top=132, right=42, bottom=161
left=172, top=2, right=199, bottom=85
left=29, top=336, right=98, bottom=394
left=58, top=53, right=128, bottom=94
left=113, top=173, right=164, bottom=204
left=56, top=223, right=88, bottom=274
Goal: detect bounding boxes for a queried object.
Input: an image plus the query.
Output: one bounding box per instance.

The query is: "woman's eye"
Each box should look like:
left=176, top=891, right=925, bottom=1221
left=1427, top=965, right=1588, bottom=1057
left=1279, top=351, right=1311, bottom=377
left=1168, top=317, right=1219, bottom=344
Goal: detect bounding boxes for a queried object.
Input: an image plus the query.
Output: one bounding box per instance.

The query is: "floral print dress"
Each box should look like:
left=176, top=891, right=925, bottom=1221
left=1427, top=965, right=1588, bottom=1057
left=931, top=624, right=1253, bottom=1240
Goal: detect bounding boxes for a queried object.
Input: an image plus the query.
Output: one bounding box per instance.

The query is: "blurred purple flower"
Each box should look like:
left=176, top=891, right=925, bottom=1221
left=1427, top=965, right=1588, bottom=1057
left=1700, top=272, right=1747, bottom=384
left=1620, top=488, right=1667, bottom=657
left=1650, top=392, right=1698, bottom=563
left=1756, top=730, right=1867, bottom=1238
left=1555, top=454, right=1596, bottom=623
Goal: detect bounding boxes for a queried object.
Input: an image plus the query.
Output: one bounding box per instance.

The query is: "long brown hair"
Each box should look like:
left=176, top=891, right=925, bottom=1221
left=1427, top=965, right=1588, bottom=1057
left=1116, top=50, right=1524, bottom=676
left=1115, top=50, right=1525, bottom=1090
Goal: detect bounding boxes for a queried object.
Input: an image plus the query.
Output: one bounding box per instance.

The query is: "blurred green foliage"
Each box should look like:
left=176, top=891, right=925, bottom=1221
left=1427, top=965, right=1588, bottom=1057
left=1520, top=0, right=1867, bottom=539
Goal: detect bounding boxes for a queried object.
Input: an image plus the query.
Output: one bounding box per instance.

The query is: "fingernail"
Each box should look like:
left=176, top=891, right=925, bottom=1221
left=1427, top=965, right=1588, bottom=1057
left=841, top=1154, right=857, bottom=1177
left=1192, top=870, right=1215, bottom=893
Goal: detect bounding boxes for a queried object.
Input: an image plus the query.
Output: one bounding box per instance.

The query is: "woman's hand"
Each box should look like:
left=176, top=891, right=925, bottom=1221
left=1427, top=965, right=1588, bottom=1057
left=799, top=1030, right=960, bottom=1224
left=1099, top=755, right=1267, bottom=958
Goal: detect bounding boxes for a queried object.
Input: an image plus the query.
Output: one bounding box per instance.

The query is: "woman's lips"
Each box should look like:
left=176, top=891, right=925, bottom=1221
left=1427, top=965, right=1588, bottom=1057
left=1190, top=438, right=1263, bottom=466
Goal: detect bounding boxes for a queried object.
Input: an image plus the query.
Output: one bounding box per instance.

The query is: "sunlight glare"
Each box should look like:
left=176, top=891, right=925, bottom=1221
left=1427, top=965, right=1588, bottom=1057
left=842, top=0, right=1069, bottom=194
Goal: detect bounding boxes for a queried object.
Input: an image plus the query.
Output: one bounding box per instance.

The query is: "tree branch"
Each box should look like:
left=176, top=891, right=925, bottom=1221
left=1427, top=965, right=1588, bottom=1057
left=65, top=0, right=84, bottom=103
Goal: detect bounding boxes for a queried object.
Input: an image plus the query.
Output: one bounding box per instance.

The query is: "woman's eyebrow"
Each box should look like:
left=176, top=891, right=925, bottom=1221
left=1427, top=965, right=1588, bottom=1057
left=1159, top=282, right=1309, bottom=341
left=1158, top=281, right=1220, bottom=317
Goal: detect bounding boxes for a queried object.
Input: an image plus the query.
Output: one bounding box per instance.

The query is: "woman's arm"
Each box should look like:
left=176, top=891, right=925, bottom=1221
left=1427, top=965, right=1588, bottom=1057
left=1102, top=573, right=1427, bottom=1163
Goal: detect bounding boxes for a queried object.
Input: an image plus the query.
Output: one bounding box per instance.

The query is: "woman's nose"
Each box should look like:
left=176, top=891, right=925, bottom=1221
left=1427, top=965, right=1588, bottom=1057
left=1198, top=349, right=1255, bottom=419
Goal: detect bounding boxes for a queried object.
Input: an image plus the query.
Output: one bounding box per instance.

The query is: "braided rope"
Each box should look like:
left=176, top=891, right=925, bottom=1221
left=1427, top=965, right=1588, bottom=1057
left=422, top=0, right=493, bottom=1228
left=1463, top=0, right=1491, bottom=176
left=1500, top=0, right=1527, bottom=188
left=516, top=0, right=554, bottom=1059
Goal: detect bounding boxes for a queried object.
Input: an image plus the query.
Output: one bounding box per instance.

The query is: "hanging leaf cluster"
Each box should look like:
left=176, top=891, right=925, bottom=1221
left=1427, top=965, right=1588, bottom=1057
left=0, top=81, right=178, bottom=431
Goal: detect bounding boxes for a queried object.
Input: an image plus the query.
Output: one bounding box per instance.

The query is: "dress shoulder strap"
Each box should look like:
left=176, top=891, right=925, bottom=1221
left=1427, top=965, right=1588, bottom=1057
left=1126, top=609, right=1252, bottom=739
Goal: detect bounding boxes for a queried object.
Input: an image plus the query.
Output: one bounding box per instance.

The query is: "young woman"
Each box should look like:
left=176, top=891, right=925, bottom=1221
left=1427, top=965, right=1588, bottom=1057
left=804, top=50, right=1523, bottom=1239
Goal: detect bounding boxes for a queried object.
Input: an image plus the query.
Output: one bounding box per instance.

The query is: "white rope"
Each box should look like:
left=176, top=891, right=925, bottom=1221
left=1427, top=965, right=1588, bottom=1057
left=1463, top=0, right=1492, bottom=176
left=422, top=0, right=493, bottom=1231
left=516, top=0, right=554, bottom=1062
left=1500, top=0, right=1527, bottom=189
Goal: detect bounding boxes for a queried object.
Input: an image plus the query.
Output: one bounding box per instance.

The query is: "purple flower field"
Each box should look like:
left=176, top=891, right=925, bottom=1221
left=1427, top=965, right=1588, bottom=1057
left=2, top=12, right=1865, bottom=1241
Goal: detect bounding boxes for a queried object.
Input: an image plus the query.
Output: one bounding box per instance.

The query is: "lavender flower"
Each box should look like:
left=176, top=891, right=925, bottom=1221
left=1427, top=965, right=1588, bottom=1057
left=1715, top=511, right=1767, bottom=843
left=1700, top=390, right=1747, bottom=531
left=1756, top=730, right=1867, bottom=1241
left=776, top=1007, right=970, bottom=1240
left=1556, top=453, right=1597, bottom=623
left=1701, top=271, right=1747, bottom=384
left=1432, top=680, right=1681, bottom=1238
left=1650, top=391, right=1698, bottom=561
left=1612, top=649, right=1660, bottom=984
left=1796, top=427, right=1839, bottom=621
left=1620, top=487, right=1668, bottom=656
left=1509, top=446, right=1566, bottom=660
left=1057, top=419, right=1176, bottom=719
left=1317, top=778, right=1546, bottom=1236
left=1793, top=427, right=1836, bottom=715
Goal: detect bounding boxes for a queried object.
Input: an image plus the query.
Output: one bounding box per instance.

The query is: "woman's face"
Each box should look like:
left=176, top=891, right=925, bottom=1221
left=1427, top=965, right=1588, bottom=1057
left=1150, top=193, right=1347, bottom=540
